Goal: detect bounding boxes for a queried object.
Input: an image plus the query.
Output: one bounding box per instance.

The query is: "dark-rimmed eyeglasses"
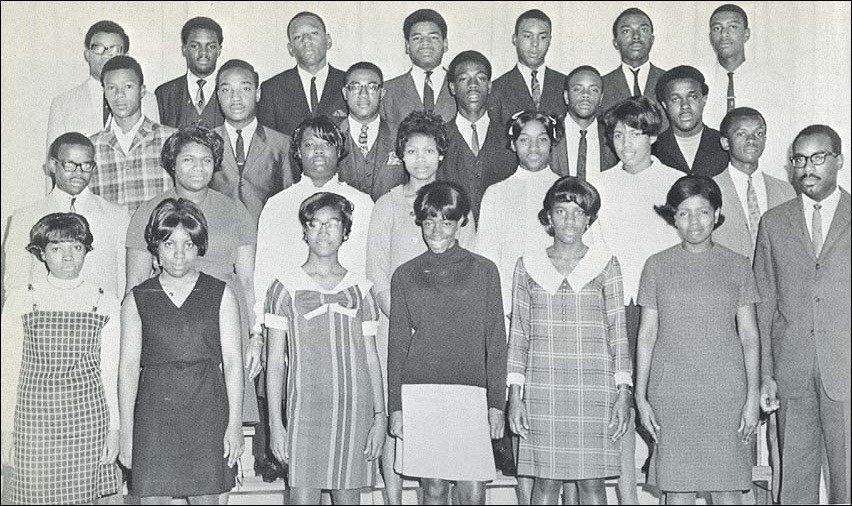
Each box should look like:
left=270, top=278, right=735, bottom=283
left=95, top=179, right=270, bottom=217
left=89, top=43, right=125, bottom=56
left=53, top=158, right=96, bottom=173
left=789, top=152, right=838, bottom=169
left=344, top=82, right=382, bottom=95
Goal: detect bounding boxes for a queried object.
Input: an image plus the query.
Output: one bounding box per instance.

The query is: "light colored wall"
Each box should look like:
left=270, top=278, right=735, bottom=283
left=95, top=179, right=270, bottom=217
left=2, top=1, right=851, bottom=237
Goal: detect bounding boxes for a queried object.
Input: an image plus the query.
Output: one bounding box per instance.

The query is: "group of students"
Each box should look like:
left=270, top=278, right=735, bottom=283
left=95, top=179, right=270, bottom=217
left=2, top=4, right=850, bottom=506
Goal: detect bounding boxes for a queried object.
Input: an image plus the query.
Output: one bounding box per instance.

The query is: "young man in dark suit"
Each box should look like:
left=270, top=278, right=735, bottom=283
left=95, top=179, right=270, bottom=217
left=155, top=17, right=225, bottom=129
left=491, top=9, right=567, bottom=132
left=652, top=65, right=728, bottom=177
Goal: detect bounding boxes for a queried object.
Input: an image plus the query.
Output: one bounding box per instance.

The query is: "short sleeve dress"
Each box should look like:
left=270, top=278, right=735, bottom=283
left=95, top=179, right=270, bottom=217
left=637, top=244, right=760, bottom=492
left=264, top=268, right=380, bottom=490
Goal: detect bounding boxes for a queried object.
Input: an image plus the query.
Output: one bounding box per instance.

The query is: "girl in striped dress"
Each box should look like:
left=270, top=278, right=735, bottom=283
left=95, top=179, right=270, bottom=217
left=265, top=193, right=386, bottom=505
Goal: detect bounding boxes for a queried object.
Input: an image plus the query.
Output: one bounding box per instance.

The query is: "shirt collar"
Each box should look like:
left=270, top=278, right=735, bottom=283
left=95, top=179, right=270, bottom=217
left=727, top=163, right=764, bottom=187
left=411, top=65, right=446, bottom=83
left=110, top=114, right=145, bottom=140
left=621, top=60, right=651, bottom=73
left=297, top=63, right=329, bottom=82
left=224, top=117, right=258, bottom=144
left=802, top=185, right=841, bottom=218
left=454, top=111, right=490, bottom=133
left=516, top=62, right=546, bottom=82
left=564, top=116, right=598, bottom=134
left=298, top=173, right=342, bottom=189
left=522, top=242, right=614, bottom=295
left=49, top=186, right=93, bottom=205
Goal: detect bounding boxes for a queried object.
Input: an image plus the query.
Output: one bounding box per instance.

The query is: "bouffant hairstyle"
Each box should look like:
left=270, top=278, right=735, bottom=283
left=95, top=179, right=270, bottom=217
left=395, top=110, right=449, bottom=159
left=654, top=175, right=726, bottom=230
left=26, top=213, right=94, bottom=258
left=298, top=192, right=355, bottom=239
left=602, top=96, right=664, bottom=143
left=506, top=110, right=563, bottom=149
left=160, top=126, right=225, bottom=179
left=144, top=198, right=209, bottom=257
left=538, top=177, right=602, bottom=236
left=290, top=116, right=348, bottom=171
left=413, top=181, right=470, bottom=227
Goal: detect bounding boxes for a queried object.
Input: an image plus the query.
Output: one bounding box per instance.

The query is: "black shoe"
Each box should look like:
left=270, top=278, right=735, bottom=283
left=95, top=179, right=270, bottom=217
left=256, top=460, right=285, bottom=483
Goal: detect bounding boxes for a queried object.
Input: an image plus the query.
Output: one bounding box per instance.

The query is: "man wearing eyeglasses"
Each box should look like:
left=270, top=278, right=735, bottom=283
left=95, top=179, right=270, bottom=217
left=155, top=17, right=226, bottom=130
left=45, top=20, right=159, bottom=193
left=754, top=124, right=851, bottom=505
left=336, top=62, right=406, bottom=202
left=3, top=132, right=129, bottom=299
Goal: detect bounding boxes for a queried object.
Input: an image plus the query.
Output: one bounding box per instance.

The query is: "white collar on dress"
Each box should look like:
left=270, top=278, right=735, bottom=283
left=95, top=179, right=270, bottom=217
left=522, top=242, right=613, bottom=294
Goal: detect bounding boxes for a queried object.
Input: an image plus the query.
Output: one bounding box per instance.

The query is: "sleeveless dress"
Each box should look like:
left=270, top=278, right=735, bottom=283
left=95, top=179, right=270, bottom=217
left=9, top=284, right=119, bottom=504
left=130, top=272, right=236, bottom=497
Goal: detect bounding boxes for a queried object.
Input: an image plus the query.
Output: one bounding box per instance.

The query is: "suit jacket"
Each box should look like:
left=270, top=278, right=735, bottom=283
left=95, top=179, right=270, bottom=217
left=381, top=70, right=456, bottom=134
left=491, top=66, right=568, bottom=132
left=209, top=123, right=292, bottom=224
left=155, top=75, right=225, bottom=129
left=337, top=118, right=407, bottom=202
left=256, top=66, right=348, bottom=137
left=652, top=125, right=728, bottom=178
left=713, top=168, right=796, bottom=261
left=754, top=190, right=851, bottom=402
left=550, top=118, right=618, bottom=177
left=438, top=115, right=517, bottom=224
left=600, top=64, right=665, bottom=112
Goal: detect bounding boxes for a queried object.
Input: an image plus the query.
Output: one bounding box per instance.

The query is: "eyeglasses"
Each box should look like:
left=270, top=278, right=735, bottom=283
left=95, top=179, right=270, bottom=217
left=344, top=82, right=382, bottom=95
left=306, top=218, right=343, bottom=231
left=89, top=43, right=125, bottom=56
left=53, top=158, right=96, bottom=173
left=789, top=151, right=838, bottom=169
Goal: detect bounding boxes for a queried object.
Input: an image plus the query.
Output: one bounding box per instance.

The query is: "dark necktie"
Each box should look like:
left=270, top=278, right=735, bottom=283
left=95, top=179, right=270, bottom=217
left=530, top=69, right=542, bottom=109
left=69, top=197, right=77, bottom=213
left=310, top=77, right=319, bottom=116
left=102, top=95, right=111, bottom=126
left=727, top=71, right=736, bottom=112
left=423, top=71, right=435, bottom=111
left=631, top=68, right=641, bottom=97
left=236, top=129, right=246, bottom=169
left=577, top=130, right=588, bottom=180
left=812, top=203, right=823, bottom=257
left=196, top=79, right=206, bottom=113
left=359, top=124, right=369, bottom=156
left=470, top=123, right=480, bottom=156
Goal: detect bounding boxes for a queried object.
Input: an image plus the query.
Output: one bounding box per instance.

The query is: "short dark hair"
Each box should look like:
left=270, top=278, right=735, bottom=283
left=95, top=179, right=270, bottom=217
left=506, top=110, right=563, bottom=148
left=161, top=126, right=225, bottom=179
left=100, top=55, right=144, bottom=87
left=144, top=198, right=209, bottom=257
left=181, top=16, right=223, bottom=44
left=654, top=175, right=726, bottom=229
left=49, top=132, right=94, bottom=160
left=793, top=124, right=842, bottom=155
left=290, top=116, right=348, bottom=171
left=26, top=213, right=94, bottom=258
left=395, top=110, right=448, bottom=159
left=287, top=11, right=327, bottom=39
left=711, top=4, right=749, bottom=29
left=719, top=106, right=765, bottom=139
left=655, top=65, right=709, bottom=105
left=515, top=9, right=551, bottom=34
left=602, top=96, right=663, bottom=143
left=85, top=20, right=129, bottom=52
left=298, top=192, right=355, bottom=239
left=345, top=61, right=384, bottom=84
left=414, top=181, right=470, bottom=227
left=447, top=50, right=491, bottom=83
left=612, top=8, right=654, bottom=38
left=564, top=65, right=601, bottom=91
left=538, top=177, right=602, bottom=234
left=216, top=58, right=259, bottom=88
left=403, top=9, right=447, bottom=39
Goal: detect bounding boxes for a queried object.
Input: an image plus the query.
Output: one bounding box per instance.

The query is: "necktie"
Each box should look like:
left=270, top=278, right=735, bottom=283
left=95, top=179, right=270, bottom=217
left=69, top=197, right=77, bottom=213
left=812, top=203, right=823, bottom=257
left=470, top=123, right=480, bottom=156
left=727, top=72, right=736, bottom=112
left=630, top=68, right=641, bottom=97
left=423, top=71, right=435, bottom=111
left=358, top=124, right=369, bottom=156
left=310, top=77, right=319, bottom=116
left=102, top=96, right=111, bottom=126
left=577, top=130, right=588, bottom=180
left=746, top=175, right=761, bottom=245
left=235, top=129, right=246, bottom=169
left=196, top=79, right=206, bottom=113
left=530, top=69, right=542, bottom=109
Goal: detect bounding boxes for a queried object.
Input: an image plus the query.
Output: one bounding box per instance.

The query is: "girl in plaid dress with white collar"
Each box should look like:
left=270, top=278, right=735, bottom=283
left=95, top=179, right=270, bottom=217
left=1, top=213, right=121, bottom=504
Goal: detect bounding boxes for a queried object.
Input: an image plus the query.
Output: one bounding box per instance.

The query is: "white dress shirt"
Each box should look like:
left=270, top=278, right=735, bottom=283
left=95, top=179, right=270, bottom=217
left=347, top=115, right=381, bottom=152
left=620, top=61, right=652, bottom=96
left=297, top=64, right=330, bottom=112
left=728, top=164, right=769, bottom=219
left=454, top=113, right=490, bottom=153
left=564, top=116, right=603, bottom=178
left=110, top=114, right=145, bottom=155
left=410, top=65, right=447, bottom=103
left=224, top=117, right=258, bottom=158
left=802, top=186, right=842, bottom=240
left=515, top=62, right=550, bottom=97
left=186, top=70, right=214, bottom=108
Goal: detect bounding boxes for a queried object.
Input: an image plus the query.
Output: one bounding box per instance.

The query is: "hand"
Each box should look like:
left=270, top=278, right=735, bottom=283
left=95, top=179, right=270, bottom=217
left=1, top=431, right=14, bottom=469
left=269, top=422, right=289, bottom=464
left=100, top=429, right=120, bottom=465
left=119, top=429, right=133, bottom=469
left=738, top=395, right=760, bottom=444
left=760, top=377, right=780, bottom=413
left=636, top=397, right=660, bottom=444
left=488, top=407, right=505, bottom=440
left=364, top=414, right=387, bottom=461
left=388, top=410, right=403, bottom=440
left=223, top=423, right=244, bottom=468
left=609, top=389, right=631, bottom=442
left=508, top=398, right=530, bottom=440
left=244, top=338, right=264, bottom=382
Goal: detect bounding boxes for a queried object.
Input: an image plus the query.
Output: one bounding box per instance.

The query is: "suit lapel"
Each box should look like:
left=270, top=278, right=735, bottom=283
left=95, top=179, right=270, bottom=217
left=246, top=125, right=269, bottom=169
left=786, top=196, right=818, bottom=260
left=318, top=66, right=339, bottom=110
left=509, top=67, right=534, bottom=106
left=718, top=169, right=749, bottom=227
left=662, top=130, right=690, bottom=170
left=820, top=190, right=851, bottom=259
left=403, top=73, right=425, bottom=111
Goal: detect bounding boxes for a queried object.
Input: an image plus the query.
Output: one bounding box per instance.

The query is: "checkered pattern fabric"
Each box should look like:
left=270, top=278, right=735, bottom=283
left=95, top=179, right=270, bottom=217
left=9, top=306, right=119, bottom=504
left=89, top=118, right=176, bottom=213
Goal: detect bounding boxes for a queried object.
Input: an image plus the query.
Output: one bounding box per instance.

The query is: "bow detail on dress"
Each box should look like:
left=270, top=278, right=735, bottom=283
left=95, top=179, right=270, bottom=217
left=295, top=290, right=358, bottom=320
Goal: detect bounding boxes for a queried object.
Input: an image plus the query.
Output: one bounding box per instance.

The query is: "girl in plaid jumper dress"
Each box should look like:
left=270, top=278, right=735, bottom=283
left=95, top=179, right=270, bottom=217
left=1, top=213, right=121, bottom=504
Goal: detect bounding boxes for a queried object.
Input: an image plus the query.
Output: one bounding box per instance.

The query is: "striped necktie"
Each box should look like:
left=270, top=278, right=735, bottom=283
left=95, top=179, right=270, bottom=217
left=359, top=124, right=369, bottom=156
left=746, top=175, right=761, bottom=245
left=423, top=71, right=435, bottom=111
left=530, top=69, right=541, bottom=109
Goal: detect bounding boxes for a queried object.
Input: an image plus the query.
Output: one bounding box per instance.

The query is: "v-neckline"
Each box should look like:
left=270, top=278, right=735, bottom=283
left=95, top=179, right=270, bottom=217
left=157, top=273, right=203, bottom=310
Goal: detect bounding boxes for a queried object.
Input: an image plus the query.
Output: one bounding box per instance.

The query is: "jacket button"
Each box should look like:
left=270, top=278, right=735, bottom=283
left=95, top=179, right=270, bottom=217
left=815, top=263, right=821, bottom=269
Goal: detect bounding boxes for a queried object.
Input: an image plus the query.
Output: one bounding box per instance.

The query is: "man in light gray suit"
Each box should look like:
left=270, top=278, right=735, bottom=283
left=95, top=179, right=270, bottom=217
left=380, top=9, right=456, bottom=133
left=755, top=124, right=850, bottom=504
left=713, top=107, right=795, bottom=262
